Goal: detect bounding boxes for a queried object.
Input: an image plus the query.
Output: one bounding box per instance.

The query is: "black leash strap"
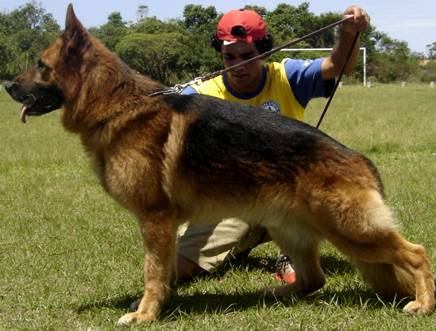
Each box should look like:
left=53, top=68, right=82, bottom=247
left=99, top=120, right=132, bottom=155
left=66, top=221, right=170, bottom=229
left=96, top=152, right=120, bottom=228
left=316, top=32, right=360, bottom=129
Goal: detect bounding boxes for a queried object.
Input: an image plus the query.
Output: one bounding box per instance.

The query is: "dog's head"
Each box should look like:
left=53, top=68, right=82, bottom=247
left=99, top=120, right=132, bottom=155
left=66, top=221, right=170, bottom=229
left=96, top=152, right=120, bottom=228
left=5, top=4, right=98, bottom=123
left=5, top=58, right=65, bottom=123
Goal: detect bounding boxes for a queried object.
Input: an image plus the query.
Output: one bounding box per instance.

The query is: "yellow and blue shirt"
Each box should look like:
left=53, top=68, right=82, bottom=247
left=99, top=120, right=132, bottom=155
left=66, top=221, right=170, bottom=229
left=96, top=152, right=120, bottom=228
left=182, top=58, right=334, bottom=121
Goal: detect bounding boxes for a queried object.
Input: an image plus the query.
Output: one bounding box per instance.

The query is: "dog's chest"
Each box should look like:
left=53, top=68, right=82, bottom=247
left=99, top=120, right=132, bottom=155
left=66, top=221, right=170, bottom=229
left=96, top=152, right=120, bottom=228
left=90, top=148, right=163, bottom=211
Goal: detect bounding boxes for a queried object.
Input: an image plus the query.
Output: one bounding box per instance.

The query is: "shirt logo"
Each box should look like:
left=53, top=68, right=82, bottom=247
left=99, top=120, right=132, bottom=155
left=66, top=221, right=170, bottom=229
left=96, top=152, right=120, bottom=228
left=303, top=59, right=313, bottom=67
left=261, top=100, right=280, bottom=113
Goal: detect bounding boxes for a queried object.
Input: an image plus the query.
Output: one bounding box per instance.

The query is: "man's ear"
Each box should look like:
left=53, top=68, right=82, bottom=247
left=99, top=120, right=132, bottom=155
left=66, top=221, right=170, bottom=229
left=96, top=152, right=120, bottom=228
left=63, top=4, right=89, bottom=53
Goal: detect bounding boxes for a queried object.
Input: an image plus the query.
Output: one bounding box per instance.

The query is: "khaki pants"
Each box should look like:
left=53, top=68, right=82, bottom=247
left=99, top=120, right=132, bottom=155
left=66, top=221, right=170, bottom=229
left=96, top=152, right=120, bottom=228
left=177, top=218, right=269, bottom=272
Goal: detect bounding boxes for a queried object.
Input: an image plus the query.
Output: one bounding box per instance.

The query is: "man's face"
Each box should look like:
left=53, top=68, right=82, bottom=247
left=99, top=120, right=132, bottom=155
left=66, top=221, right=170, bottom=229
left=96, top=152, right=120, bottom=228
left=221, top=42, right=263, bottom=93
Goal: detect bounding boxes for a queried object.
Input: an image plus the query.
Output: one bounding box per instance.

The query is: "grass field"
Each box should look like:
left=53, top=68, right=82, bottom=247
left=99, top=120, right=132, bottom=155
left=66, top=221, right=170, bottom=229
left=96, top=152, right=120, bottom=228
left=0, top=84, right=435, bottom=330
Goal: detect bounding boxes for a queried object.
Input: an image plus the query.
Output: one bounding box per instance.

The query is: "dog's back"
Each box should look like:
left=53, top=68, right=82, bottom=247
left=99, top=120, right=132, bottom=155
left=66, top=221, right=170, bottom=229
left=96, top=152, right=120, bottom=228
left=161, top=93, right=382, bottom=211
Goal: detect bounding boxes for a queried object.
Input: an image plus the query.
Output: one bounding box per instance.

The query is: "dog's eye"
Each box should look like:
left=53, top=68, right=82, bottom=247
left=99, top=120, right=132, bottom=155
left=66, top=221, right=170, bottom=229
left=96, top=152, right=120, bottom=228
left=36, top=60, right=47, bottom=71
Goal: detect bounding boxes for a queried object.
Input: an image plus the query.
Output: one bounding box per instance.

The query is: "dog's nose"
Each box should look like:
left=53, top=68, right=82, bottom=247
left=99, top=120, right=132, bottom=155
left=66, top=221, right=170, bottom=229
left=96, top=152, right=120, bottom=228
left=4, top=81, right=17, bottom=93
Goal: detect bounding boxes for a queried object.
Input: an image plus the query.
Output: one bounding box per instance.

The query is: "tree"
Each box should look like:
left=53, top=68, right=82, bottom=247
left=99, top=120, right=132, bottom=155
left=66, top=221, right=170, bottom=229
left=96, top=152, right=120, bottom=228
left=242, top=5, right=268, bottom=17
left=0, top=2, right=427, bottom=84
left=90, top=12, right=128, bottom=51
left=137, top=5, right=149, bottom=22
left=6, top=0, right=59, bottom=33
left=0, top=1, right=60, bottom=79
left=178, top=4, right=222, bottom=81
left=132, top=16, right=181, bottom=34
left=265, top=3, right=314, bottom=45
left=426, top=42, right=436, bottom=59
left=368, top=33, right=419, bottom=82
left=0, top=33, right=12, bottom=76
left=107, top=12, right=124, bottom=27
left=419, top=60, right=436, bottom=82
left=309, top=12, right=341, bottom=48
left=183, top=4, right=217, bottom=32
left=115, top=32, right=190, bottom=85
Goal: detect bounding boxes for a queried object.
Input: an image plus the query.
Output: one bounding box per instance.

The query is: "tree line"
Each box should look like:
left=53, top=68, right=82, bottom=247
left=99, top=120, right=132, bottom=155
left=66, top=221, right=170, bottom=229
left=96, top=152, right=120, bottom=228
left=1, top=1, right=436, bottom=85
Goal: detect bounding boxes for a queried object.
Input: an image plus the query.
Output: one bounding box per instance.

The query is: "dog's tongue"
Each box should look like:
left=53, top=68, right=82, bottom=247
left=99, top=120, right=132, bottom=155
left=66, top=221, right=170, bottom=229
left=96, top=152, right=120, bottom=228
left=20, top=105, right=28, bottom=123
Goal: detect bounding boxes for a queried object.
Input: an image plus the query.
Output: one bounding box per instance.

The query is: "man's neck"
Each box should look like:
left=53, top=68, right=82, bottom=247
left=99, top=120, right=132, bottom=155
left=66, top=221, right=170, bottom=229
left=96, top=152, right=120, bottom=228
left=224, top=66, right=267, bottom=97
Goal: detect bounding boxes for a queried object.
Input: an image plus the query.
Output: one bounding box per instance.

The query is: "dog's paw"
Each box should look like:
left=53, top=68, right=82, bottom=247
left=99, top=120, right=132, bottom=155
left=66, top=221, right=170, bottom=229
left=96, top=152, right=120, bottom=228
left=403, top=300, right=433, bottom=315
left=116, top=311, right=155, bottom=326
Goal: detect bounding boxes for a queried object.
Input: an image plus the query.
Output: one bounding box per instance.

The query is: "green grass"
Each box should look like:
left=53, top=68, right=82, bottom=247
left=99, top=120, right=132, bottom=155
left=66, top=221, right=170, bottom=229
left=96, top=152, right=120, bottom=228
left=0, top=84, right=435, bottom=330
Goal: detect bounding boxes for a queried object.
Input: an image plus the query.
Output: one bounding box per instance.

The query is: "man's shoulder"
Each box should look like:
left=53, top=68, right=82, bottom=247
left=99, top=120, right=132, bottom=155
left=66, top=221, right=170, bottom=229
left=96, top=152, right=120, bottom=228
left=266, top=59, right=319, bottom=77
left=283, top=58, right=324, bottom=75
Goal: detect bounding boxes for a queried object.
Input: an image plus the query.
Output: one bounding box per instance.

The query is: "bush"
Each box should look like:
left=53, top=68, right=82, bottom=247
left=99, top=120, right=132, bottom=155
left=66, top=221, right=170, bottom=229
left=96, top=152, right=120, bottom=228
left=419, top=61, right=436, bottom=82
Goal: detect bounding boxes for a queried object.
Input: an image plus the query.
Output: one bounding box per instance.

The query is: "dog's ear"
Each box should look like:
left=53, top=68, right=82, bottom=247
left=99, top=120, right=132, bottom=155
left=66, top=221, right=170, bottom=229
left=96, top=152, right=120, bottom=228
left=64, top=4, right=87, bottom=39
left=63, top=4, right=90, bottom=55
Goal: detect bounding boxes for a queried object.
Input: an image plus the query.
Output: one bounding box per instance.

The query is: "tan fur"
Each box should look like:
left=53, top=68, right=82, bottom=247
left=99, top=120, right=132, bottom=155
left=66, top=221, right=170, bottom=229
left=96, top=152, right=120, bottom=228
left=8, top=5, right=434, bottom=325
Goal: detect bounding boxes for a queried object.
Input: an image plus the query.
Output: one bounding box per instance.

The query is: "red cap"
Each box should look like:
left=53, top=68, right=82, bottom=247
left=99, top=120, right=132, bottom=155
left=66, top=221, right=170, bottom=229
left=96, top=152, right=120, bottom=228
left=216, top=9, right=267, bottom=45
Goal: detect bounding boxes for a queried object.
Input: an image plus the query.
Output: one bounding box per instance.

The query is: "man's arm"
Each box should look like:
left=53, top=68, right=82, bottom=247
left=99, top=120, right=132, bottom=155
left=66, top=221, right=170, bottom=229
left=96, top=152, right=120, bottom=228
left=321, top=5, right=370, bottom=80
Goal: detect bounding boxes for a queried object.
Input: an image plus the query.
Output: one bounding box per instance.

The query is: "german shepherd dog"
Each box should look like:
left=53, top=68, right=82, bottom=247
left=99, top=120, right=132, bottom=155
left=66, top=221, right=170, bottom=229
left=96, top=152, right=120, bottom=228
left=5, top=5, right=434, bottom=325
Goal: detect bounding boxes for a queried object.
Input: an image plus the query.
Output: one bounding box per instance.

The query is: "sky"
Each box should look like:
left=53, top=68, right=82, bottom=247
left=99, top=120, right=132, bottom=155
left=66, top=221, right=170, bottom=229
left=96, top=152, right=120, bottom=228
left=1, top=0, right=436, bottom=55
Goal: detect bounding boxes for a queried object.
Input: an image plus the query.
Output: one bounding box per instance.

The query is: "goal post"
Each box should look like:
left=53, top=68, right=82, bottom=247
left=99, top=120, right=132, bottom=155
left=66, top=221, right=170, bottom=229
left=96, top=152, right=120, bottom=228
left=280, top=47, right=367, bottom=86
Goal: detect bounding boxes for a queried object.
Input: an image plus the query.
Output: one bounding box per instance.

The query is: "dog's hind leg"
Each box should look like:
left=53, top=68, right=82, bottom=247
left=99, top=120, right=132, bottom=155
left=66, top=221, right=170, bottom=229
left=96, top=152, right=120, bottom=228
left=353, top=260, right=416, bottom=300
left=265, top=223, right=326, bottom=297
left=350, top=234, right=435, bottom=315
left=117, top=210, right=177, bottom=325
left=318, top=189, right=435, bottom=315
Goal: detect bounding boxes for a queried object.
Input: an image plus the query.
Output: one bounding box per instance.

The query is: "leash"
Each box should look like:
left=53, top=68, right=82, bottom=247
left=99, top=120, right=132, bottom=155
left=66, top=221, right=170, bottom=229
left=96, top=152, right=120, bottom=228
left=148, top=15, right=355, bottom=96
left=316, top=32, right=360, bottom=129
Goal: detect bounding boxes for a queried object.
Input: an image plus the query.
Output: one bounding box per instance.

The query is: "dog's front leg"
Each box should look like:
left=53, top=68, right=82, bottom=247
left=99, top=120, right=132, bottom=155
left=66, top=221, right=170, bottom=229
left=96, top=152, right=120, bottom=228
left=118, top=210, right=177, bottom=325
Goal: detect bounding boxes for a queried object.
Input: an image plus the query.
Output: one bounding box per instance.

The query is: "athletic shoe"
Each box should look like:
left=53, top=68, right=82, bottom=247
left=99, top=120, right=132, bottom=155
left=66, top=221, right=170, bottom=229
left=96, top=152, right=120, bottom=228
left=274, top=254, right=296, bottom=284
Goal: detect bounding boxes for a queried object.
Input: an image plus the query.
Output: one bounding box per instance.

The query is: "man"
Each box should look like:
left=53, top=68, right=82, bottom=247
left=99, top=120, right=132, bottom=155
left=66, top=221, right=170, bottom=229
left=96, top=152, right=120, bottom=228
left=178, top=6, right=370, bottom=282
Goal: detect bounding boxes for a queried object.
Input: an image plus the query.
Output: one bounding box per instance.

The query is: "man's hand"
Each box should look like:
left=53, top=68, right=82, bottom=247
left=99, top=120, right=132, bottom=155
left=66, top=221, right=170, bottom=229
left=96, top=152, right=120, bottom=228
left=342, top=5, right=370, bottom=34
left=321, top=5, right=370, bottom=79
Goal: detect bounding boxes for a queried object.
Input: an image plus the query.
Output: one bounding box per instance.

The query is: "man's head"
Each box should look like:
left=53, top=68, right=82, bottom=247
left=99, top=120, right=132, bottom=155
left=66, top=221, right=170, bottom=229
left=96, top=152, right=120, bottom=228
left=211, top=9, right=274, bottom=93
left=211, top=9, right=273, bottom=54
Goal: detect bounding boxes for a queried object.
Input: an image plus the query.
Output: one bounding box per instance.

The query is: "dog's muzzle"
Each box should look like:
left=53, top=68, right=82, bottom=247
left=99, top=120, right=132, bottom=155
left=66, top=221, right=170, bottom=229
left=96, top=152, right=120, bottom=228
left=5, top=81, right=64, bottom=123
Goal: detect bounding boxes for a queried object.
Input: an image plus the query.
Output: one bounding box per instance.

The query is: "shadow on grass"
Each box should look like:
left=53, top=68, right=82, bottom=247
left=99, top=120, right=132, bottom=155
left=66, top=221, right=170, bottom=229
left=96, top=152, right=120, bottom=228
left=76, top=254, right=402, bottom=319
left=321, top=254, right=354, bottom=276
left=75, top=285, right=394, bottom=320
left=162, top=288, right=394, bottom=318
